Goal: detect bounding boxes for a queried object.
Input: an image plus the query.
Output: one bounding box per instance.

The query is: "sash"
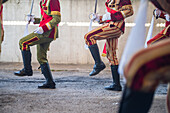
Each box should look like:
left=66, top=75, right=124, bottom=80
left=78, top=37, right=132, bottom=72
left=39, top=4, right=53, bottom=27
left=105, top=3, right=117, bottom=23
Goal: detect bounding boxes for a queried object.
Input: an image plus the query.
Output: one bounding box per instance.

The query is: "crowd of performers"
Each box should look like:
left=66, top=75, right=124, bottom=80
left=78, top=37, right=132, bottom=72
left=1, top=0, right=170, bottom=113
left=84, top=0, right=170, bottom=112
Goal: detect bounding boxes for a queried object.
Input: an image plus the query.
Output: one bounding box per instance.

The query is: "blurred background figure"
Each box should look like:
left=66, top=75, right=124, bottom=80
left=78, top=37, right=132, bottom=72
left=147, top=8, right=170, bottom=46
left=118, top=0, right=170, bottom=113
left=0, top=0, right=8, bottom=53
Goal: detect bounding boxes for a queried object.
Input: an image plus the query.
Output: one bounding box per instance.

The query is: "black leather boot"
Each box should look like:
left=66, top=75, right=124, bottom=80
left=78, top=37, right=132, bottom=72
left=38, top=63, right=56, bottom=89
left=14, top=50, right=33, bottom=76
left=89, top=44, right=106, bottom=76
left=119, top=86, right=154, bottom=113
left=105, top=65, right=122, bottom=91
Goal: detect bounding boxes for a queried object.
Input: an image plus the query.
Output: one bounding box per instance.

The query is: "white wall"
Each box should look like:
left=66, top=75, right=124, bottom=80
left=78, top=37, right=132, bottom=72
left=1, top=0, right=166, bottom=64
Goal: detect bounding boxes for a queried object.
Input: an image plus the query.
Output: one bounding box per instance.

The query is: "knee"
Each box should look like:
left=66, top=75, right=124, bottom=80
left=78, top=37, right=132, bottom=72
left=84, top=33, right=89, bottom=40
left=37, top=55, right=48, bottom=64
left=84, top=33, right=96, bottom=46
left=37, top=58, right=47, bottom=64
left=19, top=39, right=24, bottom=50
left=84, top=34, right=90, bottom=46
left=84, top=32, right=93, bottom=42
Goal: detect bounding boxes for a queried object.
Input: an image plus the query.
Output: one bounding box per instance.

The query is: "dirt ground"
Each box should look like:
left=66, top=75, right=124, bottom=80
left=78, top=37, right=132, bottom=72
left=0, top=62, right=168, bottom=113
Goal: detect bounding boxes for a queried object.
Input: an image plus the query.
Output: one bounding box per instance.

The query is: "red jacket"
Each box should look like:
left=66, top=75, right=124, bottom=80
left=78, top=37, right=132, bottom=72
left=39, top=0, right=61, bottom=39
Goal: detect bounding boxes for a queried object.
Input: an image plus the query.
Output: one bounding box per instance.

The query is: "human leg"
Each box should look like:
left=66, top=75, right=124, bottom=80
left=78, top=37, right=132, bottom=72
left=14, top=32, right=52, bottom=77
left=84, top=25, right=108, bottom=76
left=88, top=44, right=106, bottom=76
left=105, top=65, right=122, bottom=91
left=14, top=50, right=33, bottom=76
left=14, top=33, right=40, bottom=76
left=38, top=63, right=55, bottom=89
left=104, top=36, right=122, bottom=91
left=119, top=86, right=154, bottom=113
left=36, top=38, right=55, bottom=89
left=84, top=23, right=122, bottom=76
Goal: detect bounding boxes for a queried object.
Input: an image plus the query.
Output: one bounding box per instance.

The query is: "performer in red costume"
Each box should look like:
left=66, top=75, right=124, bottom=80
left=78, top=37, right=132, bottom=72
left=147, top=9, right=170, bottom=46
left=84, top=0, right=133, bottom=91
left=0, top=0, right=8, bottom=53
left=118, top=0, right=170, bottom=113
left=14, top=0, right=61, bottom=89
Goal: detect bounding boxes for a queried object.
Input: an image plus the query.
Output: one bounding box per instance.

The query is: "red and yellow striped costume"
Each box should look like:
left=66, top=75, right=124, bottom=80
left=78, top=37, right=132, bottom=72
left=124, top=38, right=170, bottom=112
left=147, top=12, right=170, bottom=46
left=125, top=39, right=170, bottom=92
left=119, top=1, right=170, bottom=112
left=84, top=0, right=133, bottom=65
